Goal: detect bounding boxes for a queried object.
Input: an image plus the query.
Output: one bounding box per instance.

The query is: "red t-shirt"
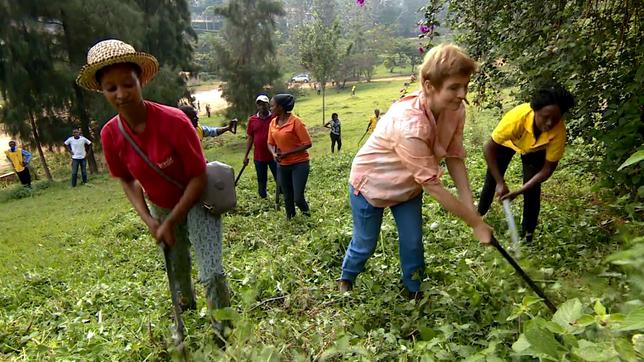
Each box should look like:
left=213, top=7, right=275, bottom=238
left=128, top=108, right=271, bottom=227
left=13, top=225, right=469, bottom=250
left=101, top=101, right=206, bottom=209
left=246, top=113, right=274, bottom=162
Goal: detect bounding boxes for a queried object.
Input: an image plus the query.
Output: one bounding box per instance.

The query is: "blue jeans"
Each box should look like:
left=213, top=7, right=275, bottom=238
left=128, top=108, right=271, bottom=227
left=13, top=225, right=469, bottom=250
left=341, top=186, right=424, bottom=292
left=254, top=159, right=278, bottom=198
left=71, top=158, right=87, bottom=187
left=277, top=160, right=310, bottom=219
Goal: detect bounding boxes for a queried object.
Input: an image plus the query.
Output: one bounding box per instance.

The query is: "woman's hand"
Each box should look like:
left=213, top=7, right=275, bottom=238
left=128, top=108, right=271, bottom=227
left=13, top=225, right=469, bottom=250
left=473, top=221, right=493, bottom=245
left=500, top=190, right=521, bottom=201
left=226, top=118, right=238, bottom=134
left=495, top=181, right=510, bottom=198
left=145, top=216, right=161, bottom=242
left=275, top=149, right=288, bottom=162
left=155, top=220, right=177, bottom=246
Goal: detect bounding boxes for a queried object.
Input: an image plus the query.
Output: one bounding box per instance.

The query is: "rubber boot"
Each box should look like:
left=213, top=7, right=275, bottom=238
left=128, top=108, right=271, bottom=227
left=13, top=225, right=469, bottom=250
left=206, top=274, right=232, bottom=347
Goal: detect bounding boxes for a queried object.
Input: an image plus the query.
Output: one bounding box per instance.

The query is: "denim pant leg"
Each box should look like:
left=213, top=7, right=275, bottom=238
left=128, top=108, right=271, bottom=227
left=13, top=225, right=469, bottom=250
left=292, top=161, right=310, bottom=214
left=521, top=150, right=546, bottom=235
left=391, top=193, right=424, bottom=292
left=254, top=160, right=269, bottom=198
left=278, top=164, right=295, bottom=218
left=71, top=159, right=80, bottom=187
left=478, top=145, right=516, bottom=215
left=149, top=203, right=197, bottom=309
left=341, top=186, right=384, bottom=283
left=80, top=158, right=88, bottom=183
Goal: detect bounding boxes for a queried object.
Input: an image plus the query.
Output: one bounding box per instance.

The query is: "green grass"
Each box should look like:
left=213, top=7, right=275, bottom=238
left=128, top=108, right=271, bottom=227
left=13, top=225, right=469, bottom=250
left=0, top=81, right=638, bottom=360
left=372, top=63, right=415, bottom=79
left=200, top=79, right=413, bottom=167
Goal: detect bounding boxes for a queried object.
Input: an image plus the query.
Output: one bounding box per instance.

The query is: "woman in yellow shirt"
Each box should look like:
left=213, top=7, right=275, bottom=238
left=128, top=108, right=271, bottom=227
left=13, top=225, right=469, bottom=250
left=478, top=83, right=575, bottom=242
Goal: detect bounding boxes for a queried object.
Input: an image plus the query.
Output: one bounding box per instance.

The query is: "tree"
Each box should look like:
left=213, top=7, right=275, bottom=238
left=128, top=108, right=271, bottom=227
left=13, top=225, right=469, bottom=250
left=298, top=15, right=342, bottom=125
left=136, top=0, right=196, bottom=70
left=0, top=0, right=71, bottom=181
left=212, top=0, right=285, bottom=121
left=1, top=0, right=198, bottom=180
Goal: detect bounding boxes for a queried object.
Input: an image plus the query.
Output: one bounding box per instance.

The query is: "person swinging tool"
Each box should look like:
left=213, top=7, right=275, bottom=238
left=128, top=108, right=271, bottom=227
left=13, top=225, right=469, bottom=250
left=76, top=39, right=232, bottom=347
left=478, top=82, right=575, bottom=243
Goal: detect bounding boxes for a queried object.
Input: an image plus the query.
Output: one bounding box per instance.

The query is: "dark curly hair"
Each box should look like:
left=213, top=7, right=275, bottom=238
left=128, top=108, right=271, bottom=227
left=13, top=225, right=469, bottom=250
left=530, top=83, right=575, bottom=113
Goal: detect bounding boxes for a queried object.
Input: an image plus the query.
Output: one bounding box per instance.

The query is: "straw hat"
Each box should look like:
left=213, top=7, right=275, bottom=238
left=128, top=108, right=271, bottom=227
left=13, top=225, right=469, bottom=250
left=76, top=39, right=159, bottom=92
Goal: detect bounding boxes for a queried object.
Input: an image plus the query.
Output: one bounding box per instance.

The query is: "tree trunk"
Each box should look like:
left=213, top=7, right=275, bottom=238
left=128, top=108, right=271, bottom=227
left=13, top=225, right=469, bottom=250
left=29, top=112, right=52, bottom=181
left=60, top=12, right=99, bottom=174
left=322, top=81, right=326, bottom=126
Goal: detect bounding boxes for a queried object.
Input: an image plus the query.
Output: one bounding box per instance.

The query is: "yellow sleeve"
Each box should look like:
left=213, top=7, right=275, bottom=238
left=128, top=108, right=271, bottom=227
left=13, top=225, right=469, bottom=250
left=491, top=103, right=530, bottom=145
left=368, top=117, right=375, bottom=131
left=196, top=125, right=204, bottom=141
left=545, top=122, right=566, bottom=162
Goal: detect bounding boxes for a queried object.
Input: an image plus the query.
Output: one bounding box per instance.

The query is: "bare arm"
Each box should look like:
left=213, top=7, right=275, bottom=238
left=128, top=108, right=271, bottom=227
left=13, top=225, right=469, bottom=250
left=156, top=172, right=207, bottom=245
left=268, top=143, right=279, bottom=157
left=502, top=161, right=558, bottom=200
left=120, top=172, right=207, bottom=245
left=243, top=135, right=254, bottom=165
left=268, top=143, right=279, bottom=159
left=445, top=157, right=475, bottom=211
left=484, top=139, right=510, bottom=197
left=167, top=174, right=207, bottom=223
left=120, top=178, right=158, bottom=232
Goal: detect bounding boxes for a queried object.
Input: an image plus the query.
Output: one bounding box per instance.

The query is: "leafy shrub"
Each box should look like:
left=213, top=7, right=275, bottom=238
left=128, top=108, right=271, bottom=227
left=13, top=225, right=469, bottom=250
left=511, top=298, right=643, bottom=361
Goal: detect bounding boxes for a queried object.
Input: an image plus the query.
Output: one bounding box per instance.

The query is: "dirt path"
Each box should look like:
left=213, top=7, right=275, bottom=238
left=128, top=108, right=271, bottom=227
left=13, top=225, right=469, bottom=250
left=190, top=75, right=409, bottom=117
left=0, top=132, right=12, bottom=173
left=192, top=88, right=228, bottom=116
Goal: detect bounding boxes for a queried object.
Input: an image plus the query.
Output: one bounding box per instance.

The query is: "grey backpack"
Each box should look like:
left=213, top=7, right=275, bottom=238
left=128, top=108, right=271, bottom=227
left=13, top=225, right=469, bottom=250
left=201, top=161, right=236, bottom=214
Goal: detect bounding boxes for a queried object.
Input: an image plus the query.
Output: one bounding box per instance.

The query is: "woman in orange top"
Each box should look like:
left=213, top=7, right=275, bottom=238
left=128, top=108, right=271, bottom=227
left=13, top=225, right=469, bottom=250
left=339, top=44, right=493, bottom=298
left=267, top=94, right=313, bottom=219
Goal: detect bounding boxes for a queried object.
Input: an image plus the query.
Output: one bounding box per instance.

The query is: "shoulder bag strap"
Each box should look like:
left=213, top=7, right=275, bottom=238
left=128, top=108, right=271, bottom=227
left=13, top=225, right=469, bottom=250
left=116, top=115, right=184, bottom=190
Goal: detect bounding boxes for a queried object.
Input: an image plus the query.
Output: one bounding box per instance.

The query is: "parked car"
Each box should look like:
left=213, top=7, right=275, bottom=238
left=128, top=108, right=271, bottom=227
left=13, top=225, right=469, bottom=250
left=290, top=73, right=310, bottom=83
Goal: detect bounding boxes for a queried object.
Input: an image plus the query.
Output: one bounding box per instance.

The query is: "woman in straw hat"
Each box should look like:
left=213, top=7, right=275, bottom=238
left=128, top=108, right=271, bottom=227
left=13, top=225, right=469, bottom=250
left=77, top=39, right=230, bottom=342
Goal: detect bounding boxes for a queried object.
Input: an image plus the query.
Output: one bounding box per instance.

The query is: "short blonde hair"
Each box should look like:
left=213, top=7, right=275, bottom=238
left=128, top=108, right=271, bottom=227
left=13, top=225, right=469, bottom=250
left=418, top=43, right=478, bottom=88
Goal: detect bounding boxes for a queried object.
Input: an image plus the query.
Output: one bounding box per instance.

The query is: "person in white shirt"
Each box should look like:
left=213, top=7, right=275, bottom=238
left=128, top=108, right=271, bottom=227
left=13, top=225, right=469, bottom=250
left=64, top=128, right=92, bottom=187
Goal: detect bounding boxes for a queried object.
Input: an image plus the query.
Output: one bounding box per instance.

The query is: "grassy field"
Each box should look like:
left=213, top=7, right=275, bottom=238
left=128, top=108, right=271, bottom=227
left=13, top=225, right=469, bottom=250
left=0, top=80, right=640, bottom=360
left=372, top=63, right=415, bottom=79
